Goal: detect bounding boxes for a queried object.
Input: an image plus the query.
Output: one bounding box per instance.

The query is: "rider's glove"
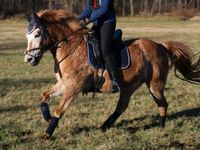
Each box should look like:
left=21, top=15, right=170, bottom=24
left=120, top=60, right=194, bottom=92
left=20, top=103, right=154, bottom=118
left=81, top=19, right=90, bottom=29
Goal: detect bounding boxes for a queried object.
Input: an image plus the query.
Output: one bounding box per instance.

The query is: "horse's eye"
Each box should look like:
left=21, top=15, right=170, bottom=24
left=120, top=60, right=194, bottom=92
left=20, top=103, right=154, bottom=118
left=35, top=32, right=41, bottom=38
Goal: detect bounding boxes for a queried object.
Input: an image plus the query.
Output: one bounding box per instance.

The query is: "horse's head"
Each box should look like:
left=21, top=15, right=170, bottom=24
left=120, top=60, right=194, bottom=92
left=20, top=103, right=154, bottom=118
left=24, top=9, right=84, bottom=66
left=24, top=13, right=50, bottom=66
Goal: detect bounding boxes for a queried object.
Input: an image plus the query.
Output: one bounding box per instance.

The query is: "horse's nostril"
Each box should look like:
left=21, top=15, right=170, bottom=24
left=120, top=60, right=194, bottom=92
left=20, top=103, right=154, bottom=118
left=27, top=57, right=35, bottom=63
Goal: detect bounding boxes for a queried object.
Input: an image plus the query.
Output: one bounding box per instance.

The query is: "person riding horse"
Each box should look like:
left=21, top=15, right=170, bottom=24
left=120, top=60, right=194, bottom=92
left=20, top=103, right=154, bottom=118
left=78, top=0, right=121, bottom=93
left=24, top=9, right=200, bottom=139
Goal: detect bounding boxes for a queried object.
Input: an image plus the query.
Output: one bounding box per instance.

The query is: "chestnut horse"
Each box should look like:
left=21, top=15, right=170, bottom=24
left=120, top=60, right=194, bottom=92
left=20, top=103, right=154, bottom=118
left=24, top=9, right=199, bottom=139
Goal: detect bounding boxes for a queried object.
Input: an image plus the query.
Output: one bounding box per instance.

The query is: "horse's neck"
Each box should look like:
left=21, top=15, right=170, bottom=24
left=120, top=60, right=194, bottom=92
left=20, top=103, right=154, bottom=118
left=53, top=35, right=88, bottom=66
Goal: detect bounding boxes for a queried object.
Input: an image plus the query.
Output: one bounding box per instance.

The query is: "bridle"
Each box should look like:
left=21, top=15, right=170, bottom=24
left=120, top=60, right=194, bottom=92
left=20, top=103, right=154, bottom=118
left=25, top=23, right=85, bottom=63
left=24, top=25, right=50, bottom=57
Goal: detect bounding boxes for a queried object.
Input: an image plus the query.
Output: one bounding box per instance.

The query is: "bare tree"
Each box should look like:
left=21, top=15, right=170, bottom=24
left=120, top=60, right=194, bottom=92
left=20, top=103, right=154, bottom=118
left=151, top=0, right=158, bottom=16
left=48, top=0, right=52, bottom=9
left=143, top=0, right=148, bottom=14
left=122, top=0, right=125, bottom=16
left=158, top=0, right=162, bottom=13
left=1, top=0, right=200, bottom=19
left=0, top=0, right=5, bottom=19
left=130, top=0, right=134, bottom=16
left=178, top=0, right=183, bottom=10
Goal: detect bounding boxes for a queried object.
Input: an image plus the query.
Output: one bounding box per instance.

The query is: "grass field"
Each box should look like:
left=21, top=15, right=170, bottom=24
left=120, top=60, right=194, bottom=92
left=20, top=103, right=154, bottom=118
left=0, top=17, right=200, bottom=150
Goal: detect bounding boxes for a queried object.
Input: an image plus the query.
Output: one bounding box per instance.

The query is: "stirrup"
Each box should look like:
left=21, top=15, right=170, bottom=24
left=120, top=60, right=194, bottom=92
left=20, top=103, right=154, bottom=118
left=111, top=81, right=120, bottom=93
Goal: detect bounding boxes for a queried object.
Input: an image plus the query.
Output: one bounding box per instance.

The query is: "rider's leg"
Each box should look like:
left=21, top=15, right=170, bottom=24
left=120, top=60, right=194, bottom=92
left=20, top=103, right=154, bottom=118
left=100, top=22, right=121, bottom=92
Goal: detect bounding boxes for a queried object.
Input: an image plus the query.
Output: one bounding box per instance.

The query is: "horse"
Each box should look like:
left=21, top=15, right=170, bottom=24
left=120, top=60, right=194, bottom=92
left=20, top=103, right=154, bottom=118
left=24, top=9, right=200, bottom=140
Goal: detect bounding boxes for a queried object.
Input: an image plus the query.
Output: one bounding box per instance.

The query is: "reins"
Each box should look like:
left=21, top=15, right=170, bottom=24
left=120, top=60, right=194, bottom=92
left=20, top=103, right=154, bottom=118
left=27, top=26, right=84, bottom=52
left=50, top=26, right=85, bottom=64
left=57, top=35, right=84, bottom=64
left=25, top=25, right=86, bottom=63
left=50, top=26, right=85, bottom=51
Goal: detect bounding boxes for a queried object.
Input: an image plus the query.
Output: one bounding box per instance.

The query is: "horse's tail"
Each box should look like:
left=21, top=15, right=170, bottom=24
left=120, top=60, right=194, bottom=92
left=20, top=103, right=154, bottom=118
left=161, top=41, right=200, bottom=83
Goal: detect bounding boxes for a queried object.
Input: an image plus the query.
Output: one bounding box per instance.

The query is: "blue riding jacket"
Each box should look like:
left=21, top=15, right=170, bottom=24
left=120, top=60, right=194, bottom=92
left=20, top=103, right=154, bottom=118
left=78, top=0, right=116, bottom=26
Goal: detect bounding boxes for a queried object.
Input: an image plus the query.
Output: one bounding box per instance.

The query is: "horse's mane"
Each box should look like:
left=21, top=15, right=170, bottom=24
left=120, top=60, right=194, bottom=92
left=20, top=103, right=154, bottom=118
left=38, top=9, right=81, bottom=31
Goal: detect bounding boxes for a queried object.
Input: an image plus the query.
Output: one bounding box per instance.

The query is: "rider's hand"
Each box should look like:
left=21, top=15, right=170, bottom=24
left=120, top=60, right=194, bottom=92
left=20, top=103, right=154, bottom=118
left=80, top=18, right=90, bottom=28
left=85, top=18, right=90, bottom=24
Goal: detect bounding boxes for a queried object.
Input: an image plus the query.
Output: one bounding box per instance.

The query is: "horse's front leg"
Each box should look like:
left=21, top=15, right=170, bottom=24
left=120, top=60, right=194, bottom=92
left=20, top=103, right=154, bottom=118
left=42, top=85, right=79, bottom=140
left=40, top=82, right=64, bottom=122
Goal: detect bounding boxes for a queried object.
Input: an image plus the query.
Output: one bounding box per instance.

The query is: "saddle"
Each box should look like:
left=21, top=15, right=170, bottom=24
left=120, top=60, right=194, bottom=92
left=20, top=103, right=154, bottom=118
left=82, top=29, right=131, bottom=95
left=87, top=29, right=131, bottom=70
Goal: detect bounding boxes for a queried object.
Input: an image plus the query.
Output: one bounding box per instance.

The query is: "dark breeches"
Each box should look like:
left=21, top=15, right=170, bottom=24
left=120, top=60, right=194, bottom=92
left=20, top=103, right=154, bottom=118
left=99, top=22, right=116, bottom=67
left=94, top=22, right=116, bottom=72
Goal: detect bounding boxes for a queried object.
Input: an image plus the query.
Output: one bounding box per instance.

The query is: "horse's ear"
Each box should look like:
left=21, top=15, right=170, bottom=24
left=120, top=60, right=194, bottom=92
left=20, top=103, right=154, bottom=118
left=25, top=12, right=39, bottom=22
left=25, top=12, right=32, bottom=22
left=33, top=13, right=39, bottom=20
left=33, top=12, right=42, bottom=24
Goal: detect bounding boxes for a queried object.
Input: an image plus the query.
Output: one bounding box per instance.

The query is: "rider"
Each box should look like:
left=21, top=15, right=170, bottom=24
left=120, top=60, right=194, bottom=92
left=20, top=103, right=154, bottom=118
left=78, top=0, right=121, bottom=92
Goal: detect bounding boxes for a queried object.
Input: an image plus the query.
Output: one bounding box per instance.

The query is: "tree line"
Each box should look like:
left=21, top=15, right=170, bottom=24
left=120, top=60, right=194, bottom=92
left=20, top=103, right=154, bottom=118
left=0, top=0, right=200, bottom=19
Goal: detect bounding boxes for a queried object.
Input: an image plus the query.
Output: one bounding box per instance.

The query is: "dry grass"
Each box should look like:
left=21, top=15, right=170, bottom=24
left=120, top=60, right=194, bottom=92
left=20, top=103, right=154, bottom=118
left=0, top=18, right=200, bottom=150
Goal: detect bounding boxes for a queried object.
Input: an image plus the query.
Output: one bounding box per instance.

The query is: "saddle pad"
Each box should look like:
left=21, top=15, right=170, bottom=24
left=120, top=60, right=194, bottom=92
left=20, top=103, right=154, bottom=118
left=87, top=41, right=131, bottom=70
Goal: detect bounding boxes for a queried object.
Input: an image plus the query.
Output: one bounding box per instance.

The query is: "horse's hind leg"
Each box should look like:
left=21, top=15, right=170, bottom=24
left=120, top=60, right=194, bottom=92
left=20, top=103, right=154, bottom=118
left=146, top=82, right=168, bottom=128
left=101, top=89, right=135, bottom=131
left=40, top=82, right=64, bottom=122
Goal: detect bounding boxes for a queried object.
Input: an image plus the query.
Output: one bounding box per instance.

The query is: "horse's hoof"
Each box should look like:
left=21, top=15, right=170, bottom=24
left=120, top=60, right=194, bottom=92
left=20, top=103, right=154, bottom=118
left=101, top=125, right=110, bottom=132
left=48, top=119, right=52, bottom=123
left=155, top=126, right=164, bottom=132
left=159, top=126, right=165, bottom=131
left=43, top=119, right=52, bottom=124
left=40, top=133, right=50, bottom=141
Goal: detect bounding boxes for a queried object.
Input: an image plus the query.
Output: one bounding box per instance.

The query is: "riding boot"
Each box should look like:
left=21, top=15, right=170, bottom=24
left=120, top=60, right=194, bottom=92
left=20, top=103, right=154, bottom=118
left=98, top=22, right=120, bottom=92
left=104, top=56, right=121, bottom=93
left=110, top=70, right=121, bottom=93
